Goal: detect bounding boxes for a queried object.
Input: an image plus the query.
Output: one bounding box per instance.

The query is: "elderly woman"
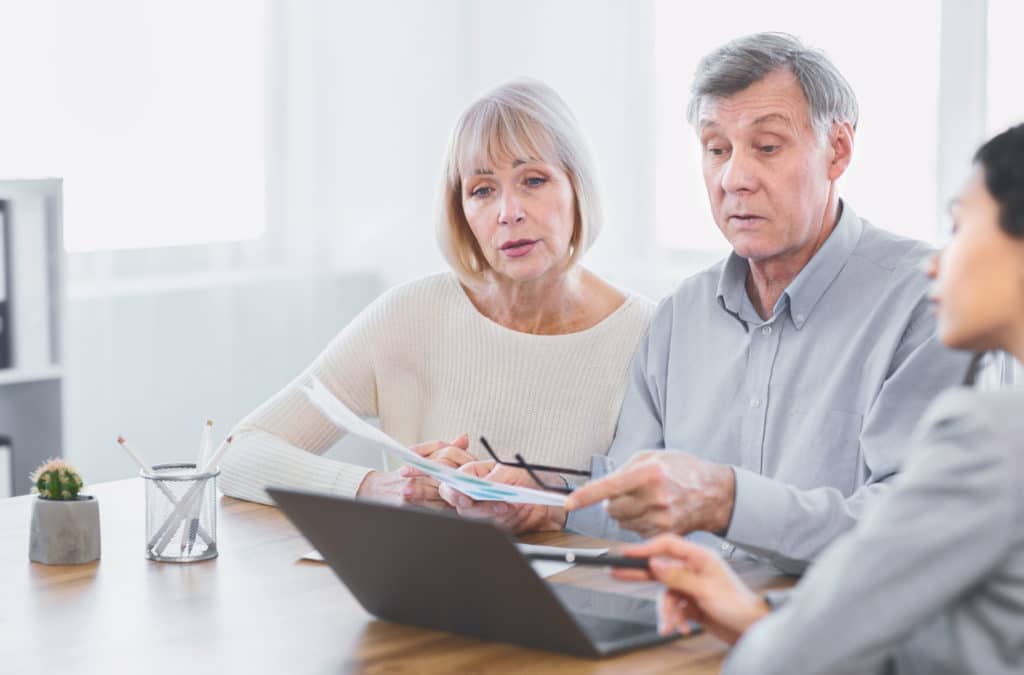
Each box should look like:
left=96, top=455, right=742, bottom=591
left=615, top=124, right=1024, bottom=675
left=219, top=79, right=653, bottom=510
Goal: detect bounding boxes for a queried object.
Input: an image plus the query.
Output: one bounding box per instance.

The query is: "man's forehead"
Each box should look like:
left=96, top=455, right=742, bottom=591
left=697, top=71, right=810, bottom=132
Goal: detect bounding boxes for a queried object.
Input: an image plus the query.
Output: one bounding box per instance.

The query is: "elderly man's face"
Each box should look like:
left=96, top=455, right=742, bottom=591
left=698, top=68, right=846, bottom=263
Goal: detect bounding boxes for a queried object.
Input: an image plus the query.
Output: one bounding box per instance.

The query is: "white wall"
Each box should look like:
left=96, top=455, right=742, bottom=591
left=306, top=0, right=666, bottom=296
left=65, top=271, right=384, bottom=482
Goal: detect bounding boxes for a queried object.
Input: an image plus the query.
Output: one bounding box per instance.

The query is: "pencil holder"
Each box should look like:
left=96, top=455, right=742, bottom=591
left=142, top=463, right=219, bottom=562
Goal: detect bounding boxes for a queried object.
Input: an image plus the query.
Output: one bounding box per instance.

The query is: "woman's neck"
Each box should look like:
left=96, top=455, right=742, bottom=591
left=467, top=267, right=592, bottom=335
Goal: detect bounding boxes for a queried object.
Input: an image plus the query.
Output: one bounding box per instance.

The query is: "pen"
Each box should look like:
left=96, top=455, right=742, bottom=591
left=184, top=420, right=214, bottom=556
left=150, top=436, right=233, bottom=554
left=119, top=435, right=215, bottom=553
left=526, top=552, right=650, bottom=569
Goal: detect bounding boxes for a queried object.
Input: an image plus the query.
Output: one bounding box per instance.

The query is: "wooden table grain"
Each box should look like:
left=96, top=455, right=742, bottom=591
left=1, top=480, right=794, bottom=674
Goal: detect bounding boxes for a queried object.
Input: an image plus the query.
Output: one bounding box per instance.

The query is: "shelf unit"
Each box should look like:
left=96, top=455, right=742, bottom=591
left=0, top=179, right=64, bottom=497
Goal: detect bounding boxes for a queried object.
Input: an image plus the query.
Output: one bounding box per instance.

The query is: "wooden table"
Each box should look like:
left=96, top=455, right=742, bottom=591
left=1, top=480, right=793, bottom=674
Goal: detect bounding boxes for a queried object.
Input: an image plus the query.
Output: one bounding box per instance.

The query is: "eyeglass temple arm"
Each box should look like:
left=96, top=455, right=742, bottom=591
left=516, top=453, right=575, bottom=494
left=479, top=436, right=590, bottom=476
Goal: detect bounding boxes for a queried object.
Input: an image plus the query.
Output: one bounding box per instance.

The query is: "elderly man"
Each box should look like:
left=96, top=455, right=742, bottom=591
left=443, top=32, right=971, bottom=572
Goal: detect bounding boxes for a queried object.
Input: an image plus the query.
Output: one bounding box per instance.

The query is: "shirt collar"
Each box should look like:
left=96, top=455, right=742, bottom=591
left=715, top=201, right=864, bottom=330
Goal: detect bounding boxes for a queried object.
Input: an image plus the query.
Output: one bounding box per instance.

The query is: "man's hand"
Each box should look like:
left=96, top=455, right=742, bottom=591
left=438, top=460, right=568, bottom=534
left=613, top=534, right=769, bottom=644
left=356, top=434, right=473, bottom=510
left=563, top=451, right=736, bottom=538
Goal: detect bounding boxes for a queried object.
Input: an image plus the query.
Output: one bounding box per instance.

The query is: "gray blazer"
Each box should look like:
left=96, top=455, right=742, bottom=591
left=723, top=387, right=1024, bottom=674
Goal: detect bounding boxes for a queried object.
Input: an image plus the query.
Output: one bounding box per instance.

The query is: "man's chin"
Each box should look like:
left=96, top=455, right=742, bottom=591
left=728, top=240, right=784, bottom=263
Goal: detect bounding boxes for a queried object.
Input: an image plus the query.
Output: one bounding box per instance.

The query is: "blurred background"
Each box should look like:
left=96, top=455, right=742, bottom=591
left=0, top=0, right=1019, bottom=494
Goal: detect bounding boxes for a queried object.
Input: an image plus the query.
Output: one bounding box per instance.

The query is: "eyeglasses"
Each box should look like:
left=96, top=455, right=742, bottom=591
left=478, top=436, right=589, bottom=494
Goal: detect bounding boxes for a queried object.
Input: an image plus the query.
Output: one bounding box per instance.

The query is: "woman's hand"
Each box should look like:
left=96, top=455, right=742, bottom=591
left=356, top=434, right=473, bottom=509
left=438, top=460, right=568, bottom=534
left=613, top=534, right=769, bottom=644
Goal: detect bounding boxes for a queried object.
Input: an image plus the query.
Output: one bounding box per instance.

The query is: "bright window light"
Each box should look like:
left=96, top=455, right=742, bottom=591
left=0, top=1, right=266, bottom=252
left=654, top=1, right=942, bottom=252
left=987, top=0, right=1024, bottom=136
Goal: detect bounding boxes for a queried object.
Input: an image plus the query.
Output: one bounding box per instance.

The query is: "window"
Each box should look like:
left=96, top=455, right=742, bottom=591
left=0, top=0, right=266, bottom=252
left=986, top=0, right=1024, bottom=136
left=654, top=1, right=942, bottom=252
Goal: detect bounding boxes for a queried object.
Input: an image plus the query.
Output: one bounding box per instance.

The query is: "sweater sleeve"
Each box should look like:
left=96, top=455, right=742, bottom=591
left=218, top=293, right=386, bottom=505
left=723, top=389, right=1017, bottom=675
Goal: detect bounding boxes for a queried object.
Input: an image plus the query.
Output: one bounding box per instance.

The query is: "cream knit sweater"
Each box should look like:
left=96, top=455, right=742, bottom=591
left=219, top=273, right=654, bottom=505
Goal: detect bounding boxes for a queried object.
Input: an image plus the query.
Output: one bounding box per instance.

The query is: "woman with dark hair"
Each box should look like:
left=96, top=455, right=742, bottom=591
left=616, top=124, right=1024, bottom=675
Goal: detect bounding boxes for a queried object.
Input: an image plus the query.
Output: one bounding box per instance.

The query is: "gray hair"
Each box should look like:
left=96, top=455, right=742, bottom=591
left=686, top=32, right=859, bottom=137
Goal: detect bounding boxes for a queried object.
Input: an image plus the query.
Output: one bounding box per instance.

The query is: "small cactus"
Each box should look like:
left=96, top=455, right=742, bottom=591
left=29, top=458, right=85, bottom=500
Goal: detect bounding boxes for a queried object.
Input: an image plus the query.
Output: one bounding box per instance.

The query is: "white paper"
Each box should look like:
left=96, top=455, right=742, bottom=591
left=301, top=543, right=609, bottom=578
left=300, top=378, right=567, bottom=507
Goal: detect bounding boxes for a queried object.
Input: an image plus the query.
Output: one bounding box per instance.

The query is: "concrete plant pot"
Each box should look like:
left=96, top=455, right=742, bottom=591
left=29, top=495, right=101, bottom=565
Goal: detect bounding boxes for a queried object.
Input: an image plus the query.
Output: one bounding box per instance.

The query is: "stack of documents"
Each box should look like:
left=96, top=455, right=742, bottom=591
left=301, top=378, right=567, bottom=507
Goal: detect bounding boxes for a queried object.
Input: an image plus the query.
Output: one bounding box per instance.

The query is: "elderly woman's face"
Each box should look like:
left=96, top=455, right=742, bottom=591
left=461, top=156, right=576, bottom=284
left=927, top=168, right=1024, bottom=352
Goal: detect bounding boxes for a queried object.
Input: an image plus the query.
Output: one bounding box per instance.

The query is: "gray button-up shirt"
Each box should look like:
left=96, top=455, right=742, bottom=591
left=568, top=202, right=972, bottom=572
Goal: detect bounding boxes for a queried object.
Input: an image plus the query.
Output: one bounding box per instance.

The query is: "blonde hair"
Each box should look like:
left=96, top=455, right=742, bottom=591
left=436, top=79, right=603, bottom=284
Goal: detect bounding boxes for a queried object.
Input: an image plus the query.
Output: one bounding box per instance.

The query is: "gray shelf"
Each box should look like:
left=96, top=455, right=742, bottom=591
left=0, top=178, right=64, bottom=497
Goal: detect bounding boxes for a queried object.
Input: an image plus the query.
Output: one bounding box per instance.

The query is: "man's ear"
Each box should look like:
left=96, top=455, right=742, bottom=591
left=827, top=121, right=855, bottom=182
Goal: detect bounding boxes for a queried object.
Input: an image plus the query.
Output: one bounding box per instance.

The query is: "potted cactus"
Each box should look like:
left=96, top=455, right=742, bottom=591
left=28, top=458, right=101, bottom=565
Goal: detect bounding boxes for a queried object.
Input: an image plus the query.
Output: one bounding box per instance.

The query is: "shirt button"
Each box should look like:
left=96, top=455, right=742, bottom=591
left=750, top=398, right=761, bottom=408
left=761, top=325, right=772, bottom=335
left=721, top=542, right=731, bottom=552
left=795, top=313, right=805, bottom=323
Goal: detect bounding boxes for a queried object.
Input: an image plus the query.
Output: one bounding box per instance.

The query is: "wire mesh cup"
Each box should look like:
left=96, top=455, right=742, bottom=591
left=142, top=463, right=219, bottom=562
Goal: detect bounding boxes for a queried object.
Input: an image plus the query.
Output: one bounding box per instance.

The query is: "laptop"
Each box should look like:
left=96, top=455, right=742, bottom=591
left=267, top=486, right=681, bottom=657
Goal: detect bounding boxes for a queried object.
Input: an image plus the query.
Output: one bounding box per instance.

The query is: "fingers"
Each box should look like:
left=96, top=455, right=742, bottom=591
left=610, top=566, right=654, bottom=582
left=456, top=499, right=514, bottom=520
left=657, top=591, right=678, bottom=636
left=564, top=461, right=662, bottom=511
left=438, top=482, right=471, bottom=508
left=605, top=493, right=653, bottom=522
left=649, top=556, right=704, bottom=597
left=411, top=439, right=448, bottom=457
left=612, top=537, right=686, bottom=582
left=459, top=459, right=497, bottom=478
left=410, top=432, right=469, bottom=458
left=400, top=465, right=425, bottom=478
left=431, top=446, right=475, bottom=469
left=483, top=464, right=533, bottom=487
left=437, top=480, right=506, bottom=515
left=399, top=475, right=440, bottom=503
left=658, top=590, right=700, bottom=636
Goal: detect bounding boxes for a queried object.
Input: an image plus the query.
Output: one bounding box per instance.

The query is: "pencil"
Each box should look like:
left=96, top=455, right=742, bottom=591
left=117, top=436, right=153, bottom=473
